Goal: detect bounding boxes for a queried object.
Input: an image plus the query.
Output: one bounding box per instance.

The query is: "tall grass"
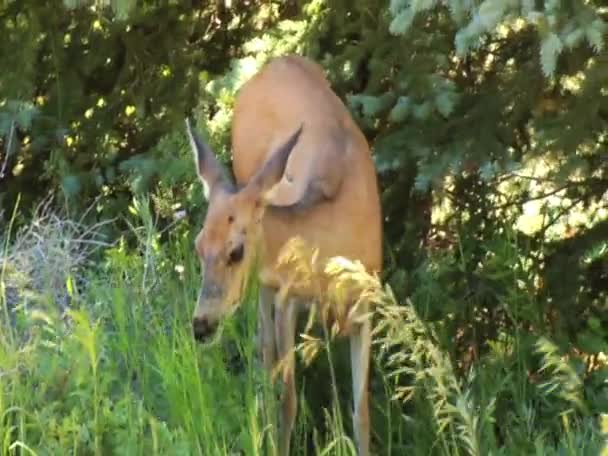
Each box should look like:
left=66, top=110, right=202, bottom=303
left=0, top=199, right=605, bottom=455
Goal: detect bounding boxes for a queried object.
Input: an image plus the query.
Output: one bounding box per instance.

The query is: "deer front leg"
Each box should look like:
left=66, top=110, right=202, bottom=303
left=258, top=285, right=279, bottom=455
left=258, top=285, right=276, bottom=371
left=274, top=297, right=298, bottom=456
left=350, top=310, right=371, bottom=456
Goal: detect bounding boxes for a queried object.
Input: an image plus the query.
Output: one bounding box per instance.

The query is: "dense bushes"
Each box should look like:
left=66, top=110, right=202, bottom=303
left=1, top=0, right=607, bottom=454
left=0, top=204, right=606, bottom=454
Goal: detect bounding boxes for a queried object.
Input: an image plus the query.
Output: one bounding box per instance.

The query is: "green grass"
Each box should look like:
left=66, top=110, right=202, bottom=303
left=1, top=227, right=272, bottom=455
left=0, top=203, right=606, bottom=455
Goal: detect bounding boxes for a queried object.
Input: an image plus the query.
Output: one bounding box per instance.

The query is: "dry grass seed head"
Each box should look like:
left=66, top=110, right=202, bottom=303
left=2, top=196, right=114, bottom=314
left=275, top=236, right=385, bottom=367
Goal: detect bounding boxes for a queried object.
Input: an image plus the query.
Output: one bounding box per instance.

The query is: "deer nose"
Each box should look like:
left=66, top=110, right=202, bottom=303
left=192, top=317, right=217, bottom=342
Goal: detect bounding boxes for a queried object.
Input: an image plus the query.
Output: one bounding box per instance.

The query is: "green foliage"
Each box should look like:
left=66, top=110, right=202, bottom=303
left=0, top=0, right=290, bottom=226
left=1, top=0, right=607, bottom=454
left=1, top=205, right=274, bottom=455
left=373, top=227, right=606, bottom=455
left=388, top=0, right=607, bottom=78
left=293, top=0, right=607, bottom=373
left=1, top=210, right=606, bottom=455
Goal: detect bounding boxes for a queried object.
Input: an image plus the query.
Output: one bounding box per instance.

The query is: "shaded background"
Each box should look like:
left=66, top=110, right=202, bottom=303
left=0, top=0, right=606, bottom=454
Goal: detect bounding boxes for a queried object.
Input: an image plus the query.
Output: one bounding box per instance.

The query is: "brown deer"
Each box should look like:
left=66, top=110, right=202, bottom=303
left=185, top=55, right=383, bottom=456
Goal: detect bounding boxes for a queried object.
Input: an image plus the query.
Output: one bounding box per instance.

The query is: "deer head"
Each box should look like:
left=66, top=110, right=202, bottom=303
left=185, top=118, right=302, bottom=341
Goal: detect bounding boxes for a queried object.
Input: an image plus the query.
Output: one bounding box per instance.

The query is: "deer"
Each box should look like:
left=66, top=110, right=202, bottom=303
left=185, top=55, right=383, bottom=456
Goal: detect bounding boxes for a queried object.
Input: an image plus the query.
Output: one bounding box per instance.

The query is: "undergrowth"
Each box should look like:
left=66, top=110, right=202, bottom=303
left=0, top=199, right=606, bottom=455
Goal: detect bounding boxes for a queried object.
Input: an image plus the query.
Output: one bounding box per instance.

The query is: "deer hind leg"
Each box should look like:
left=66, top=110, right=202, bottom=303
left=274, top=296, right=298, bottom=456
left=350, top=305, right=371, bottom=456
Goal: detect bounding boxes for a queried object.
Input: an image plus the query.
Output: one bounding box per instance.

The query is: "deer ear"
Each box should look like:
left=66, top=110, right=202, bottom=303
left=248, top=124, right=303, bottom=198
left=185, top=118, right=233, bottom=199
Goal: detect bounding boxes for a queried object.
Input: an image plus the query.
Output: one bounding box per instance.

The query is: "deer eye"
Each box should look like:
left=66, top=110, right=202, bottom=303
left=228, top=244, right=244, bottom=265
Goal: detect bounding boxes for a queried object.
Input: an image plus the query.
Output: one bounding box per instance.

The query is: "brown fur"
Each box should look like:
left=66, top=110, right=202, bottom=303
left=231, top=55, right=383, bottom=292
left=187, top=55, right=383, bottom=456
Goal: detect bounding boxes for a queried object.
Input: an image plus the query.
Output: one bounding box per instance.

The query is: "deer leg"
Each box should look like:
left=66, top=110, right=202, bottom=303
left=274, top=297, right=298, bottom=456
left=258, top=285, right=276, bottom=371
left=350, top=308, right=371, bottom=456
left=257, top=285, right=279, bottom=455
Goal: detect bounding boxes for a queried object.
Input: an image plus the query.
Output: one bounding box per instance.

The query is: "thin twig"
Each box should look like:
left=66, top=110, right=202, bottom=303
left=496, top=184, right=571, bottom=209
left=0, top=120, right=15, bottom=180
left=539, top=196, right=586, bottom=239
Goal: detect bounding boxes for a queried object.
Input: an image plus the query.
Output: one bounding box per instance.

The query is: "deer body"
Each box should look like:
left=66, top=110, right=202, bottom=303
left=186, top=55, right=382, bottom=456
left=231, top=56, right=382, bottom=294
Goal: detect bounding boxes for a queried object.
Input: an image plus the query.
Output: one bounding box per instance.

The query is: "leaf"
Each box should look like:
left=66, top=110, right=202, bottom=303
left=479, top=161, right=498, bottom=181
left=455, top=22, right=484, bottom=57
left=63, top=0, right=84, bottom=8
left=389, top=0, right=408, bottom=15
left=66, top=275, right=75, bottom=298
left=15, top=105, right=38, bottom=130
left=587, top=317, right=601, bottom=331
left=388, top=96, right=411, bottom=123
left=435, top=91, right=459, bottom=117
left=373, top=129, right=413, bottom=172
left=411, top=0, right=437, bottom=13
left=576, top=331, right=608, bottom=354
left=521, top=0, right=535, bottom=16
left=348, top=94, right=394, bottom=120
left=447, top=0, right=471, bottom=23
left=62, top=175, right=82, bottom=198
left=412, top=101, right=432, bottom=120
left=477, top=0, right=506, bottom=30
left=389, top=0, right=437, bottom=35
left=563, top=28, right=584, bottom=49
left=414, top=167, right=432, bottom=192
left=585, top=19, right=606, bottom=52
left=111, top=0, right=136, bottom=20
left=539, top=33, right=563, bottom=77
left=389, top=9, right=415, bottom=35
